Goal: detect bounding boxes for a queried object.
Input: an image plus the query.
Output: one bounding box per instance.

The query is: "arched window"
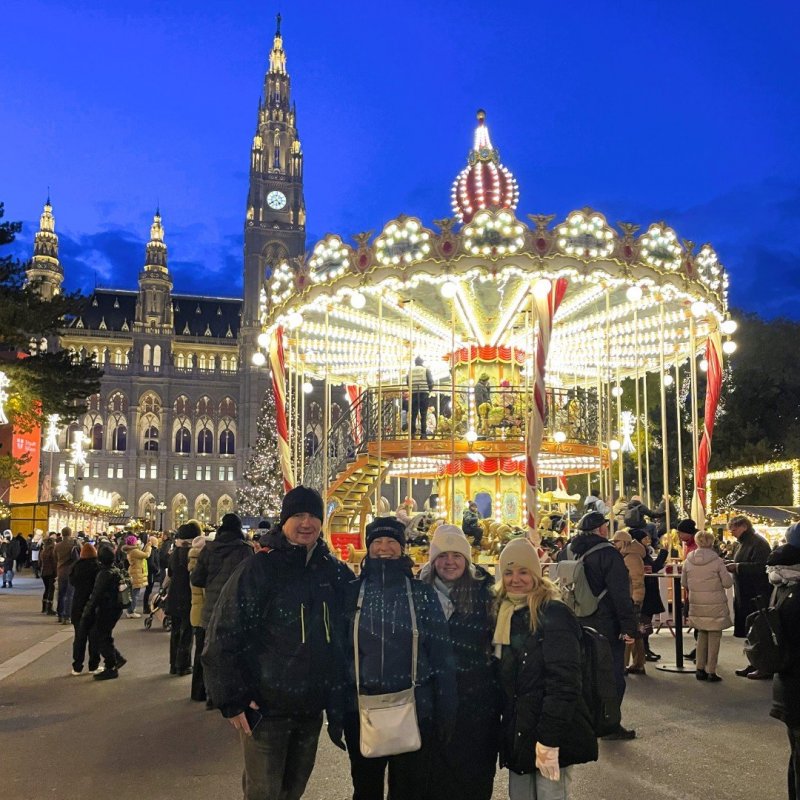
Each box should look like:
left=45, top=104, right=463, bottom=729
left=175, top=427, right=191, bottom=454
left=87, top=394, right=101, bottom=412
left=221, top=355, right=229, bottom=372
left=219, top=429, right=235, bottom=455
left=187, top=353, right=194, bottom=368
left=153, top=344, right=162, bottom=368
left=209, top=355, right=216, bottom=371
left=177, top=353, right=185, bottom=369
left=196, top=397, right=212, bottom=417
left=144, top=426, right=159, bottom=452
left=199, top=354, right=207, bottom=370
left=174, top=395, right=190, bottom=416
left=197, top=428, right=213, bottom=454
left=111, top=424, right=127, bottom=452
left=273, top=133, right=280, bottom=169
left=114, top=348, right=123, bottom=366
left=143, top=344, right=152, bottom=366
left=231, top=356, right=237, bottom=371
left=141, top=393, right=161, bottom=415
left=91, top=422, right=103, bottom=451
left=219, top=397, right=237, bottom=417
left=108, top=392, right=128, bottom=413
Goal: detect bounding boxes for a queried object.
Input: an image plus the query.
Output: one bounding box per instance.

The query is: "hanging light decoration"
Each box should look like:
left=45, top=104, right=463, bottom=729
left=43, top=414, right=61, bottom=453
left=0, top=371, right=10, bottom=425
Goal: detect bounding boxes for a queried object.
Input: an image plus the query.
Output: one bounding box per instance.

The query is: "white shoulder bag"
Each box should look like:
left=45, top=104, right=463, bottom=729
left=354, top=578, right=421, bottom=758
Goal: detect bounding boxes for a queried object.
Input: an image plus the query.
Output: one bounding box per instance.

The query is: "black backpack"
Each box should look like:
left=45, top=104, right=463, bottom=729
left=623, top=504, right=646, bottom=529
left=580, top=626, right=621, bottom=737
left=744, top=593, right=788, bottom=674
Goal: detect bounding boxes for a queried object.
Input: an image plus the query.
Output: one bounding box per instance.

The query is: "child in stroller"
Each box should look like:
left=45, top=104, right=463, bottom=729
left=144, top=584, right=172, bottom=631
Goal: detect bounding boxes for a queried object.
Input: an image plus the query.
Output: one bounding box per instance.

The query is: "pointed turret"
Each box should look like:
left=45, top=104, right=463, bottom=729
left=268, top=13, right=287, bottom=75
left=26, top=197, right=64, bottom=300
left=144, top=208, right=168, bottom=272
left=135, top=209, right=173, bottom=332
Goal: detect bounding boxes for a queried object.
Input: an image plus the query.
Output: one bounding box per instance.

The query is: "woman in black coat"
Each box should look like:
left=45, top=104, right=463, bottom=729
left=634, top=529, right=668, bottom=662
left=69, top=543, right=100, bottom=674
left=767, top=531, right=800, bottom=800
left=495, top=539, right=596, bottom=800
left=418, top=525, right=499, bottom=800
left=164, top=523, right=198, bottom=676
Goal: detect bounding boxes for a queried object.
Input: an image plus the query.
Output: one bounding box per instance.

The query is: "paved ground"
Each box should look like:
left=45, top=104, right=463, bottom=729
left=0, top=572, right=789, bottom=800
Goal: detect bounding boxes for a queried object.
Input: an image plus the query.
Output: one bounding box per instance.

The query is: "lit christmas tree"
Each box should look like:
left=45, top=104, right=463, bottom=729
left=237, top=379, right=284, bottom=519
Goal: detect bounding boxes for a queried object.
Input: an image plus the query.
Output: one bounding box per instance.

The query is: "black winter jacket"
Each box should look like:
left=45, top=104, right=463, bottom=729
left=334, top=557, right=457, bottom=728
left=561, top=533, right=637, bottom=639
left=164, top=541, right=192, bottom=618
left=191, top=528, right=253, bottom=628
left=82, top=564, right=124, bottom=623
left=499, top=601, right=597, bottom=772
left=769, top=545, right=800, bottom=728
left=732, top=530, right=772, bottom=636
left=69, top=558, right=100, bottom=625
left=641, top=547, right=668, bottom=616
left=202, top=533, right=354, bottom=719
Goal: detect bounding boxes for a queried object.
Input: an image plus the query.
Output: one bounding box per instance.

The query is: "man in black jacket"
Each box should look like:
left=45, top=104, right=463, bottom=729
left=203, top=487, right=354, bottom=800
left=561, top=511, right=638, bottom=740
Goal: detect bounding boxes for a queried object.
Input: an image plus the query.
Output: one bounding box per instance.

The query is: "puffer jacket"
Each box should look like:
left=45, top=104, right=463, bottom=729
left=681, top=547, right=733, bottom=631
left=334, top=556, right=457, bottom=729
left=39, top=544, right=57, bottom=578
left=611, top=530, right=646, bottom=604
left=559, top=532, right=637, bottom=639
left=187, top=536, right=206, bottom=627
left=499, top=601, right=597, bottom=772
left=191, top=528, right=253, bottom=628
left=164, top=540, right=193, bottom=618
left=123, top=542, right=152, bottom=589
left=203, top=532, right=354, bottom=719
left=82, top=564, right=124, bottom=622
left=768, top=544, right=800, bottom=728
left=69, top=558, right=100, bottom=625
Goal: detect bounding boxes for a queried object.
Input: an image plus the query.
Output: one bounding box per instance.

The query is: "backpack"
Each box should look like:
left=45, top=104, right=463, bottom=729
left=110, top=567, right=133, bottom=609
left=623, top=504, right=646, bottom=529
left=555, top=542, right=615, bottom=617
left=580, top=626, right=622, bottom=737
left=744, top=592, right=788, bottom=674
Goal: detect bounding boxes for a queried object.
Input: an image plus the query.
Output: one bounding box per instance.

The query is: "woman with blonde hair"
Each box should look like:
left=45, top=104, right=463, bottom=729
left=681, top=530, right=733, bottom=682
left=495, top=538, right=596, bottom=799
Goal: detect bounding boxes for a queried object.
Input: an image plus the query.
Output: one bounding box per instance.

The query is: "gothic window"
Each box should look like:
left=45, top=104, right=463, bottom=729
left=196, top=396, right=212, bottom=417
left=177, top=353, right=185, bottom=369
left=144, top=425, right=159, bottom=452
left=143, top=344, right=152, bottom=366
left=113, top=348, right=123, bottom=366
left=187, top=353, right=194, bottom=368
left=87, top=394, right=101, bottom=412
left=91, top=422, right=103, bottom=451
left=111, top=424, right=127, bottom=452
left=219, top=397, right=237, bottom=418
left=231, top=356, right=237, bottom=371
left=175, top=426, right=191, bottom=454
left=221, top=355, right=229, bottom=372
left=108, top=392, right=128, bottom=414
left=153, top=345, right=162, bottom=368
left=219, top=429, right=235, bottom=455
left=141, top=393, right=162, bottom=415
left=174, top=395, right=190, bottom=416
left=273, top=133, right=281, bottom=169
left=199, top=353, right=207, bottom=370
left=209, top=355, right=216, bottom=370
left=197, top=418, right=213, bottom=454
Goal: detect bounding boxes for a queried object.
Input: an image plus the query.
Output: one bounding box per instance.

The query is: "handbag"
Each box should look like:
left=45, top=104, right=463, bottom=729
left=354, top=578, right=421, bottom=758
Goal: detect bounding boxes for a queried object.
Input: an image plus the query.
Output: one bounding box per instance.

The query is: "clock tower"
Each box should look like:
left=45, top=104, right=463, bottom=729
left=242, top=13, right=306, bottom=329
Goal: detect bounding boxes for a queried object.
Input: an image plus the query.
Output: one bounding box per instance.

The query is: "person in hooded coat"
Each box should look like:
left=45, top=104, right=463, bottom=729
left=164, top=520, right=202, bottom=676
left=767, top=524, right=800, bottom=800
left=188, top=531, right=208, bottom=702
left=418, top=525, right=499, bottom=800
left=69, top=543, right=101, bottom=675
left=681, top=530, right=733, bottom=682
left=121, top=534, right=153, bottom=618
left=611, top=529, right=647, bottom=675
left=39, top=535, right=58, bottom=614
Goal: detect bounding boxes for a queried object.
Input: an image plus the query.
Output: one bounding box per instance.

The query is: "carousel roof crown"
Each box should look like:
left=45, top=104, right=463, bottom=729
left=451, top=109, right=519, bottom=223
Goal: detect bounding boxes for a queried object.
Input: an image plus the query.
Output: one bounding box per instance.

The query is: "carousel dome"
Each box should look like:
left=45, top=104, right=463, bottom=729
left=451, top=109, right=519, bottom=224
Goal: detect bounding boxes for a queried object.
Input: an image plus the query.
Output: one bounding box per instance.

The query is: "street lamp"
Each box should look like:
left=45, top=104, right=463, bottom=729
left=156, top=500, right=167, bottom=532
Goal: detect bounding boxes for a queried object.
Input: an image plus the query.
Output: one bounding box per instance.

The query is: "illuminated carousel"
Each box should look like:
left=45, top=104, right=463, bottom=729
left=255, top=111, right=737, bottom=556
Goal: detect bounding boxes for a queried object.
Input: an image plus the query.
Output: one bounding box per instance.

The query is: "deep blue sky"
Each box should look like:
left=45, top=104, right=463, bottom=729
left=3, top=1, right=799, bottom=316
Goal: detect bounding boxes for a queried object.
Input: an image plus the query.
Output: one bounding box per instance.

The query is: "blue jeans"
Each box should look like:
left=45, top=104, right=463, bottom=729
left=57, top=579, right=74, bottom=618
left=129, top=587, right=141, bottom=613
left=240, top=715, right=322, bottom=800
left=509, top=767, right=573, bottom=800
left=2, top=566, right=13, bottom=586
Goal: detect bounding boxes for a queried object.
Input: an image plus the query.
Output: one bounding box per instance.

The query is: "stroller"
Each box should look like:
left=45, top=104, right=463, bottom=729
left=144, top=585, right=172, bottom=631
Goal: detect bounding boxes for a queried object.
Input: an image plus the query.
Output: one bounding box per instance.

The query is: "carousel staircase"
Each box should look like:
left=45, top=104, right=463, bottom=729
left=327, top=453, right=390, bottom=533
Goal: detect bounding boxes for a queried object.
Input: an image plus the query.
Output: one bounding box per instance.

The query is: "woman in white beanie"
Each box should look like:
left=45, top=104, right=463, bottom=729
left=495, top=538, right=597, bottom=799
left=418, top=525, right=499, bottom=800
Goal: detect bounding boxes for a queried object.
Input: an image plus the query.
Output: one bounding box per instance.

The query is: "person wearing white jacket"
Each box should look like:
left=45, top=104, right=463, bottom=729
left=681, top=531, right=734, bottom=682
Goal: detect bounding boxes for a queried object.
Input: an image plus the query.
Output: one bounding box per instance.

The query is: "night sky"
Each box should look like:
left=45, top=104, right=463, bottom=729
left=3, top=1, right=799, bottom=317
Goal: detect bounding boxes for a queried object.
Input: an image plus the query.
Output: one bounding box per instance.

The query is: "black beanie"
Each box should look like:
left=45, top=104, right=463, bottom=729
left=365, top=516, right=407, bottom=549
left=98, top=546, right=115, bottom=566
left=280, top=486, right=324, bottom=528
left=218, top=513, right=242, bottom=532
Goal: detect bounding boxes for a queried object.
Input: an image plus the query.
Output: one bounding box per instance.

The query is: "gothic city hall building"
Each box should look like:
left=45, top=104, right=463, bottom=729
left=26, top=21, right=304, bottom=529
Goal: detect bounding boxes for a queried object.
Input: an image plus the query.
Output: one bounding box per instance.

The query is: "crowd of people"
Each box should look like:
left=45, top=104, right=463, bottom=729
left=1, top=491, right=798, bottom=800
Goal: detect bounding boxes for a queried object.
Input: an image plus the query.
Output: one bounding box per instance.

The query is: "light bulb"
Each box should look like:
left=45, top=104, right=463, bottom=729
left=720, top=318, right=738, bottom=335
left=251, top=351, right=266, bottom=367
left=257, top=332, right=270, bottom=348
left=722, top=340, right=737, bottom=355
left=609, top=439, right=621, bottom=451
left=611, top=451, right=619, bottom=462
left=699, top=358, right=709, bottom=372
left=465, top=429, right=478, bottom=443
left=286, top=311, right=303, bottom=329
left=611, top=386, right=623, bottom=398
left=691, top=300, right=707, bottom=318
left=350, top=291, right=366, bottom=309
left=663, top=373, right=674, bottom=386
left=626, top=285, right=643, bottom=303
left=553, top=431, right=567, bottom=443
left=533, top=278, right=552, bottom=299
left=302, top=381, right=313, bottom=394
left=440, top=280, right=458, bottom=299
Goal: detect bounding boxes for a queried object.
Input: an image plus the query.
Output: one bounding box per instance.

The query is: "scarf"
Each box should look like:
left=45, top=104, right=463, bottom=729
left=432, top=576, right=455, bottom=620
left=767, top=564, right=800, bottom=586
left=492, top=594, right=529, bottom=658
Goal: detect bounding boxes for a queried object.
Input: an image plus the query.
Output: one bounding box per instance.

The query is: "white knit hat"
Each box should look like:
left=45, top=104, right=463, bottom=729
left=497, top=537, right=542, bottom=583
left=429, top=524, right=472, bottom=563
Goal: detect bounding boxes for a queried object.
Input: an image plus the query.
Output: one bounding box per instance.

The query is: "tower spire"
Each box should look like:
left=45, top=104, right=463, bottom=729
left=26, top=196, right=63, bottom=299
left=269, top=13, right=287, bottom=75
left=144, top=208, right=168, bottom=272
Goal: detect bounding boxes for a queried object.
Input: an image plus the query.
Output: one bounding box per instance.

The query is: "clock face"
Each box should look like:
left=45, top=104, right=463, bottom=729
left=267, top=190, right=287, bottom=210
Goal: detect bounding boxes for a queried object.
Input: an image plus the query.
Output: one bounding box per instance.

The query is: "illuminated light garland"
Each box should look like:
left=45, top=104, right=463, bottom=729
left=309, top=235, right=351, bottom=283
left=706, top=459, right=800, bottom=512
left=374, top=218, right=432, bottom=267
left=696, top=244, right=723, bottom=291
left=462, top=209, right=526, bottom=257
left=269, top=260, right=294, bottom=305
left=43, top=414, right=61, bottom=453
left=556, top=211, right=615, bottom=259
left=0, top=371, right=10, bottom=425
left=640, top=224, right=683, bottom=271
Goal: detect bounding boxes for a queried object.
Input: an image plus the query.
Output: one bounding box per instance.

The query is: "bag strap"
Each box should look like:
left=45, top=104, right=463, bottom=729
left=578, top=542, right=615, bottom=562
left=353, top=577, right=419, bottom=692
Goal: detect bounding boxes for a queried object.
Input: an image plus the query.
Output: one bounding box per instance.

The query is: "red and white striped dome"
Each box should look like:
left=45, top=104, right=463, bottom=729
left=451, top=110, right=519, bottom=224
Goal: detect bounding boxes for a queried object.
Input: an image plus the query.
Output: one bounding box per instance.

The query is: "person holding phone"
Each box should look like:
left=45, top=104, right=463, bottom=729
left=203, top=487, right=354, bottom=800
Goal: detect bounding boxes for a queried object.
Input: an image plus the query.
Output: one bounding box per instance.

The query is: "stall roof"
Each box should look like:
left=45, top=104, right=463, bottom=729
left=732, top=505, right=800, bottom=525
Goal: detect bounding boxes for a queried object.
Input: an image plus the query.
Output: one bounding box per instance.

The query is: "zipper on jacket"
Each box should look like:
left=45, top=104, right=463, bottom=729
left=323, top=601, right=331, bottom=644
left=300, top=603, right=306, bottom=644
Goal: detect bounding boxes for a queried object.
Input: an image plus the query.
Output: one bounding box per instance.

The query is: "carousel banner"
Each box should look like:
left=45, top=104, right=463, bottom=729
left=691, top=331, right=723, bottom=530
left=526, top=278, right=568, bottom=534
left=269, top=325, right=296, bottom=492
